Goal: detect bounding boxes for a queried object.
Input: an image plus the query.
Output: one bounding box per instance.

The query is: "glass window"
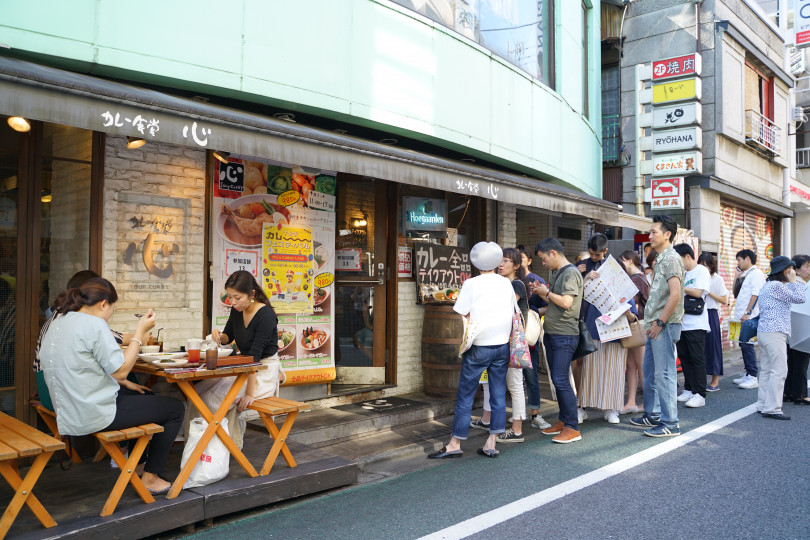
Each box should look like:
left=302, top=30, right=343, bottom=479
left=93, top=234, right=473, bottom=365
left=601, top=65, right=620, bottom=163
left=391, top=0, right=556, bottom=86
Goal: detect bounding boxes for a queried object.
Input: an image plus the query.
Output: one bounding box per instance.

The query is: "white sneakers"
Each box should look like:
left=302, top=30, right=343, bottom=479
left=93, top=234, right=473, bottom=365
left=685, top=394, right=705, bottom=408
left=530, top=415, right=552, bottom=429
left=677, top=390, right=694, bottom=403
left=738, top=374, right=758, bottom=389
left=577, top=408, right=588, bottom=423
left=733, top=373, right=748, bottom=384
left=604, top=411, right=620, bottom=424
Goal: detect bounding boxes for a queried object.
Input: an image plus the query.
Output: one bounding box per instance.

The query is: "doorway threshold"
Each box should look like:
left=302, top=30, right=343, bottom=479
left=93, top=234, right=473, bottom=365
left=327, top=384, right=396, bottom=398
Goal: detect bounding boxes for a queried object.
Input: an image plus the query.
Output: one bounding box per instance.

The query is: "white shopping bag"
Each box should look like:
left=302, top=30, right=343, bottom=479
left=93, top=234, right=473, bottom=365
left=181, top=417, right=230, bottom=488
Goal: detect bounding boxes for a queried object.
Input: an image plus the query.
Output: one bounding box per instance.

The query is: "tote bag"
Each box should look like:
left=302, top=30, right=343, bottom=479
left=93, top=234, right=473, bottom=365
left=620, top=319, right=647, bottom=348
left=509, top=297, right=532, bottom=369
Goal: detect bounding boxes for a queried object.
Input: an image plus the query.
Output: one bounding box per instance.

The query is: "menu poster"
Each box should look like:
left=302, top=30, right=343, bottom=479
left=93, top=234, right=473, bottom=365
left=212, top=153, right=337, bottom=386
left=414, top=244, right=471, bottom=304
left=262, top=224, right=314, bottom=314
left=583, top=255, right=639, bottom=314
left=594, top=303, right=632, bottom=342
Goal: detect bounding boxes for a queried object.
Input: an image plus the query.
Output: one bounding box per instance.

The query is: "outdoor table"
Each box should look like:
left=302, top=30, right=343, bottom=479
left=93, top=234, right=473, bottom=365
left=132, top=361, right=267, bottom=499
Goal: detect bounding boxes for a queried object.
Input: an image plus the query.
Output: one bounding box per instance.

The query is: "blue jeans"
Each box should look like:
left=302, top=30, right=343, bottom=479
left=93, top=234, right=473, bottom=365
left=642, top=323, right=682, bottom=428
left=740, top=342, right=758, bottom=377
left=452, top=343, right=509, bottom=439
left=544, top=333, right=579, bottom=430
left=524, top=345, right=541, bottom=410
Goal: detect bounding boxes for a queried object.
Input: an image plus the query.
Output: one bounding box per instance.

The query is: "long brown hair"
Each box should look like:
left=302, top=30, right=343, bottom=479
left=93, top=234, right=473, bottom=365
left=224, top=270, right=270, bottom=305
left=53, top=277, right=118, bottom=314
left=501, top=247, right=526, bottom=281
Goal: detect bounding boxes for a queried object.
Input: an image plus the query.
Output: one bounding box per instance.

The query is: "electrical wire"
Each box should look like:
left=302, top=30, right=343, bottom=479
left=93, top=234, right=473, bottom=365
left=454, top=198, right=471, bottom=229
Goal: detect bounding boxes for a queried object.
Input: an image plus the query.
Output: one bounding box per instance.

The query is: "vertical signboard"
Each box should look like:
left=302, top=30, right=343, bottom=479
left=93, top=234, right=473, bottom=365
left=797, top=0, right=810, bottom=48
left=650, top=177, right=684, bottom=210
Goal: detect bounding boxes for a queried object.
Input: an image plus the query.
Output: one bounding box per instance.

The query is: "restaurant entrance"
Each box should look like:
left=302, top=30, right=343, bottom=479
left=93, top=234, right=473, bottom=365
left=0, top=117, right=102, bottom=421
left=333, top=176, right=390, bottom=387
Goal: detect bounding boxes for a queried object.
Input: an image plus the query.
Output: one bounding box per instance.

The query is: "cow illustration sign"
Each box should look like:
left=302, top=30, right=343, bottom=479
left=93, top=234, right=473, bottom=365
left=651, top=177, right=684, bottom=210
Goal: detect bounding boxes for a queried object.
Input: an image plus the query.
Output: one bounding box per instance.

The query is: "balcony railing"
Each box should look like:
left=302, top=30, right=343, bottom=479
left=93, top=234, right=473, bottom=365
left=744, top=109, right=781, bottom=157
left=798, top=147, right=810, bottom=168
left=602, top=114, right=621, bottom=164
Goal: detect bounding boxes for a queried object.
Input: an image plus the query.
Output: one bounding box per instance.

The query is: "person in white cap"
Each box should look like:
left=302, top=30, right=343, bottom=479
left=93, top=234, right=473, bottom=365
left=428, top=242, right=514, bottom=459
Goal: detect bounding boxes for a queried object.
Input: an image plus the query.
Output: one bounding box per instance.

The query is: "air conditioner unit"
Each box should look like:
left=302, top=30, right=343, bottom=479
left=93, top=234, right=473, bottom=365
left=792, top=107, right=807, bottom=123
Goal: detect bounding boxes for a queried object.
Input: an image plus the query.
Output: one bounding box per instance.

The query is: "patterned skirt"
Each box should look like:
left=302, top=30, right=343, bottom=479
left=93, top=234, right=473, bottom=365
left=579, top=341, right=627, bottom=412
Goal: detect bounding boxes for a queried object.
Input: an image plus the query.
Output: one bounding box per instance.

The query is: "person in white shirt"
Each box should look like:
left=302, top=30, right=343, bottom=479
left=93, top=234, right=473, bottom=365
left=698, top=253, right=729, bottom=392
left=674, top=244, right=711, bottom=408
left=732, top=249, right=766, bottom=389
left=428, top=242, right=514, bottom=459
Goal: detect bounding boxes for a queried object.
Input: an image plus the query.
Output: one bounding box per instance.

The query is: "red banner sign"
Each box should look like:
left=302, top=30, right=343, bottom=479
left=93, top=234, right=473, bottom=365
left=652, top=53, right=701, bottom=81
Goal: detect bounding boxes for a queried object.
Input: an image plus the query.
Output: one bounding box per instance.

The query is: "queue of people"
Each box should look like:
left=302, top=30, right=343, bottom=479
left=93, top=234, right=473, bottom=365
left=431, top=214, right=809, bottom=458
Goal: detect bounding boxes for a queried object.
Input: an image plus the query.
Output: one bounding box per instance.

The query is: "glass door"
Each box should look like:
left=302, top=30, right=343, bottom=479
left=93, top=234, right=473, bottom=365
left=334, top=176, right=388, bottom=386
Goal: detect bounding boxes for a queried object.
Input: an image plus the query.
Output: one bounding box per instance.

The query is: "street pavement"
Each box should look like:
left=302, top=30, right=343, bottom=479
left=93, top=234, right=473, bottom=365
left=182, top=371, right=810, bottom=540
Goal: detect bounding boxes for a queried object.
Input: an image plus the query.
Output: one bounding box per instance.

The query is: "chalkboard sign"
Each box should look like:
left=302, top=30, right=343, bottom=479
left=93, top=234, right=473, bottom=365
left=414, top=244, right=472, bottom=304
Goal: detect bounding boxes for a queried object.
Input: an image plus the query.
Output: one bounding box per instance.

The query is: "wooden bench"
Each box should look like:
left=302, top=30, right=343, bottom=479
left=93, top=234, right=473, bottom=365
left=93, top=424, right=163, bottom=517
left=247, top=397, right=306, bottom=476
left=0, top=411, right=64, bottom=538
left=28, top=400, right=82, bottom=464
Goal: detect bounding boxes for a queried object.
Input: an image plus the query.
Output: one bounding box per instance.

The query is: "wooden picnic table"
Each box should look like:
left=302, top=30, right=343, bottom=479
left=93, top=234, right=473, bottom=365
left=133, top=360, right=267, bottom=499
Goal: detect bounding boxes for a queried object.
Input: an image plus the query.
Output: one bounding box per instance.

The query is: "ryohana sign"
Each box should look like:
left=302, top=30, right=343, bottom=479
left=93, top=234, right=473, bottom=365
left=652, top=102, right=701, bottom=129
left=653, top=127, right=701, bottom=152
left=652, top=152, right=701, bottom=176
left=652, top=53, right=701, bottom=81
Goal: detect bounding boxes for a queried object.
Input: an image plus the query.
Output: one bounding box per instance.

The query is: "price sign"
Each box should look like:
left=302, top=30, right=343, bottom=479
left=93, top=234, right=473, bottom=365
left=225, top=249, right=259, bottom=276
left=414, top=244, right=471, bottom=304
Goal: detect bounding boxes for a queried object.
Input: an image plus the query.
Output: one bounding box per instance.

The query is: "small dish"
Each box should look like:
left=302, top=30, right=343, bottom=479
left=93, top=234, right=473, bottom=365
left=140, top=352, right=187, bottom=362
left=150, top=358, right=189, bottom=368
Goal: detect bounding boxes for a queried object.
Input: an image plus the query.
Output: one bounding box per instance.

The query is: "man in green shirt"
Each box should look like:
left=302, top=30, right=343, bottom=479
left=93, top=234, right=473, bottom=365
left=631, top=215, right=685, bottom=437
left=531, top=238, right=583, bottom=444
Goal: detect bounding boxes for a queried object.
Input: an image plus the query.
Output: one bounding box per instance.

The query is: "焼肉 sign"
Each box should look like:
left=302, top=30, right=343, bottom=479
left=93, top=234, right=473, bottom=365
left=652, top=53, right=701, bottom=81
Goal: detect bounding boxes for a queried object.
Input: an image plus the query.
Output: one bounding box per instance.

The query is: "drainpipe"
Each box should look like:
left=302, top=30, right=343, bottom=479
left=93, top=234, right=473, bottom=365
left=783, top=10, right=793, bottom=258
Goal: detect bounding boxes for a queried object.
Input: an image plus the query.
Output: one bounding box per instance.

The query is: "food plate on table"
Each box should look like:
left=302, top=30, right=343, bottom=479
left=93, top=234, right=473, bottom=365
left=151, top=358, right=189, bottom=368
left=139, top=352, right=187, bottom=362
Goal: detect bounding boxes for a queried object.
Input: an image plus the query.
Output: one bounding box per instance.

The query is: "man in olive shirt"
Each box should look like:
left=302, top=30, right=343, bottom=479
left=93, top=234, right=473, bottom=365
left=631, top=215, right=685, bottom=437
left=532, top=238, right=583, bottom=444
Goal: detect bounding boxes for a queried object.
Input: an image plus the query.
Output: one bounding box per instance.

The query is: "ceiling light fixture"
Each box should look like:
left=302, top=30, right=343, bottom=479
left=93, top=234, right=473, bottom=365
left=126, top=136, right=146, bottom=149
left=380, top=138, right=398, bottom=145
left=273, top=112, right=297, bottom=123
left=7, top=116, right=31, bottom=132
left=461, top=158, right=475, bottom=163
left=213, top=150, right=230, bottom=164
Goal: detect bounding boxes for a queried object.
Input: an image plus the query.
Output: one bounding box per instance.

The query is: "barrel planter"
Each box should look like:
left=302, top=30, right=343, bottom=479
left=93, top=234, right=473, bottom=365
left=421, top=304, right=464, bottom=397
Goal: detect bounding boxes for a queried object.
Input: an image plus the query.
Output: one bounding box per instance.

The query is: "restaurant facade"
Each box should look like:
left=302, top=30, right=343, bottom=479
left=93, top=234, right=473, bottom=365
left=0, top=1, right=650, bottom=420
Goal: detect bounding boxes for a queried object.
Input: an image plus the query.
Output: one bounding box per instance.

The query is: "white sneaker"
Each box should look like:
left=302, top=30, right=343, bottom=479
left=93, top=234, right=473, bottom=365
left=604, top=411, right=620, bottom=424
left=577, top=408, right=588, bottom=423
left=732, top=373, right=748, bottom=384
left=739, top=375, right=759, bottom=389
left=677, top=390, right=694, bottom=403
left=685, top=394, right=706, bottom=408
left=530, top=415, right=552, bottom=429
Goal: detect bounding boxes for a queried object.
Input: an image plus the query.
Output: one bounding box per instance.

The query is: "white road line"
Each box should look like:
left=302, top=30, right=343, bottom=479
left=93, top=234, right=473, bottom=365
left=420, top=404, right=757, bottom=540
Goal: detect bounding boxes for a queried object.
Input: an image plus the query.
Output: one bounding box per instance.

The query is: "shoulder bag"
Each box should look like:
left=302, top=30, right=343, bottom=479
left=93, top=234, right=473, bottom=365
left=514, top=280, right=541, bottom=346
left=509, top=295, right=533, bottom=369
left=683, top=295, right=706, bottom=315
left=620, top=317, right=647, bottom=348
left=738, top=297, right=759, bottom=343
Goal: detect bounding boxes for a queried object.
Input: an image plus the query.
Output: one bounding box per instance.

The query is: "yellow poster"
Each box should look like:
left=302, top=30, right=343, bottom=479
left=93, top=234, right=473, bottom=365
left=262, top=223, right=314, bottom=314
left=652, top=78, right=698, bottom=104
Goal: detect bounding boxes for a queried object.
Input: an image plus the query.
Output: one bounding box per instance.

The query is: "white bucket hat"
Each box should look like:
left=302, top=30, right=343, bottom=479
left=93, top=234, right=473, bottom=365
left=470, top=242, right=503, bottom=271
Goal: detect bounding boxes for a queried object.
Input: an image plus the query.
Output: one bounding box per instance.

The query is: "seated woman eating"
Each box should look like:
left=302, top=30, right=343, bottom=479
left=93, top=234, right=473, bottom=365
left=40, top=278, right=184, bottom=495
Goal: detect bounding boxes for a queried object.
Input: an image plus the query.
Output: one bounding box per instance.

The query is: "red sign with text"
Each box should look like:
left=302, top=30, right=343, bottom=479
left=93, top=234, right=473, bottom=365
left=652, top=53, right=701, bottom=81
left=651, top=177, right=684, bottom=210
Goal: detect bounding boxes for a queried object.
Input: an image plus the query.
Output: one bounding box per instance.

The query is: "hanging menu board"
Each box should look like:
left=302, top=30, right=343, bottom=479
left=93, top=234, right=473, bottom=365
left=211, top=155, right=337, bottom=386
left=414, top=244, right=472, bottom=304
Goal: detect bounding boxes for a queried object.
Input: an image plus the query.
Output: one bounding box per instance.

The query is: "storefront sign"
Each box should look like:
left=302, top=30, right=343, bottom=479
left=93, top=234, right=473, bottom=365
left=403, top=197, right=447, bottom=233
left=652, top=127, right=701, bottom=152
left=650, top=177, right=684, bottom=210
left=397, top=246, right=413, bottom=278
left=652, top=78, right=701, bottom=104
left=797, top=0, right=810, bottom=47
left=415, top=244, right=471, bottom=304
left=652, top=102, right=701, bottom=129
left=445, top=228, right=458, bottom=247
left=652, top=152, right=701, bottom=176
left=212, top=154, right=337, bottom=386
left=652, top=53, right=701, bottom=81
left=336, top=248, right=362, bottom=271
left=225, top=249, right=259, bottom=277
left=308, top=190, right=336, bottom=212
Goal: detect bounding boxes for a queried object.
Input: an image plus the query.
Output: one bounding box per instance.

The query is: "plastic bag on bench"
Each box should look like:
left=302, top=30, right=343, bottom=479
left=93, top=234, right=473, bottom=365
left=181, top=417, right=230, bottom=488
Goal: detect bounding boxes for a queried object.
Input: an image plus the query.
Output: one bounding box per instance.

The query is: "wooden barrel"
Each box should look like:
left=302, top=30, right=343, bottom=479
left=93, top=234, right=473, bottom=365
left=421, top=304, right=464, bottom=397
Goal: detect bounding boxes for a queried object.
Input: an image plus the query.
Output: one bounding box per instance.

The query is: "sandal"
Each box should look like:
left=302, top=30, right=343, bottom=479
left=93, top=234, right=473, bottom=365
left=146, top=484, right=171, bottom=495
left=477, top=448, right=499, bottom=458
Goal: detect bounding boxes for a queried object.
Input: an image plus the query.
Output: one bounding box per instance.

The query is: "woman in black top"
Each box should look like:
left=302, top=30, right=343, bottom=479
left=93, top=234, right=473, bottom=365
left=192, top=271, right=285, bottom=448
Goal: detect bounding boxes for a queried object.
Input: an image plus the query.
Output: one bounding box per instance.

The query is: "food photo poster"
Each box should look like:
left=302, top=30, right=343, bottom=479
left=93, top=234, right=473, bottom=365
left=212, top=155, right=337, bottom=385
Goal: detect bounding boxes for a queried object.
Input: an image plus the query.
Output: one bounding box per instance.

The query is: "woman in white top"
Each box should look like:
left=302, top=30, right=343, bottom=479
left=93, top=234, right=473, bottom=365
left=698, top=253, right=729, bottom=391
left=428, top=242, right=514, bottom=459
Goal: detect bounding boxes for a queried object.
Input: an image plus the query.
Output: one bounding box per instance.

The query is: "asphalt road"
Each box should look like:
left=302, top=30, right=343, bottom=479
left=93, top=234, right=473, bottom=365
left=184, top=374, right=810, bottom=540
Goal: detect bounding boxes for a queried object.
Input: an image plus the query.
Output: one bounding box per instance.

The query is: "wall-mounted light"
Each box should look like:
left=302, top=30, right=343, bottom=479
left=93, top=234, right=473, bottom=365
left=351, top=212, right=368, bottom=236
left=379, top=138, right=398, bottom=145
left=273, top=112, right=297, bottom=123
left=7, top=116, right=31, bottom=132
left=126, top=136, right=146, bottom=149
left=40, top=192, right=52, bottom=203
left=213, top=150, right=230, bottom=164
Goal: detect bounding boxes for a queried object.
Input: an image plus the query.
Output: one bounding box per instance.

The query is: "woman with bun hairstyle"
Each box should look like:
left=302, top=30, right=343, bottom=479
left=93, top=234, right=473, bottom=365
left=202, top=270, right=285, bottom=448
left=40, top=278, right=183, bottom=495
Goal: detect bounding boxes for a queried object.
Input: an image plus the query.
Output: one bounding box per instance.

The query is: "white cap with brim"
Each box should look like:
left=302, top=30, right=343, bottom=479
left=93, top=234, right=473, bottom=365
left=470, top=242, right=503, bottom=271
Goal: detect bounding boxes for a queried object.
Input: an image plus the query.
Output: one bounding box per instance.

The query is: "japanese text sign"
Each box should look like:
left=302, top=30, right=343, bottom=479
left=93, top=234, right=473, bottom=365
left=652, top=152, right=701, bottom=177
left=652, top=78, right=701, bottom=104
left=262, top=224, right=314, bottom=314
left=415, top=244, right=471, bottom=304
left=651, top=177, right=685, bottom=210
left=652, top=53, right=701, bottom=81
left=335, top=248, right=362, bottom=271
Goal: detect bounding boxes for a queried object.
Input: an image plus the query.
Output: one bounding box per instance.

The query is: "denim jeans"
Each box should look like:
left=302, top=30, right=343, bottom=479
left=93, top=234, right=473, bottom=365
left=642, top=323, right=681, bottom=427
left=544, top=333, right=579, bottom=430
left=740, top=342, right=759, bottom=377
left=451, top=343, right=509, bottom=439
left=524, top=345, right=541, bottom=410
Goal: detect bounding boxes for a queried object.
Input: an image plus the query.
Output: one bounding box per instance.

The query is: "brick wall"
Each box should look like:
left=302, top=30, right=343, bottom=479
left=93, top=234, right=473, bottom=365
left=103, top=136, right=206, bottom=350
left=383, top=281, right=424, bottom=396
left=497, top=202, right=517, bottom=247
